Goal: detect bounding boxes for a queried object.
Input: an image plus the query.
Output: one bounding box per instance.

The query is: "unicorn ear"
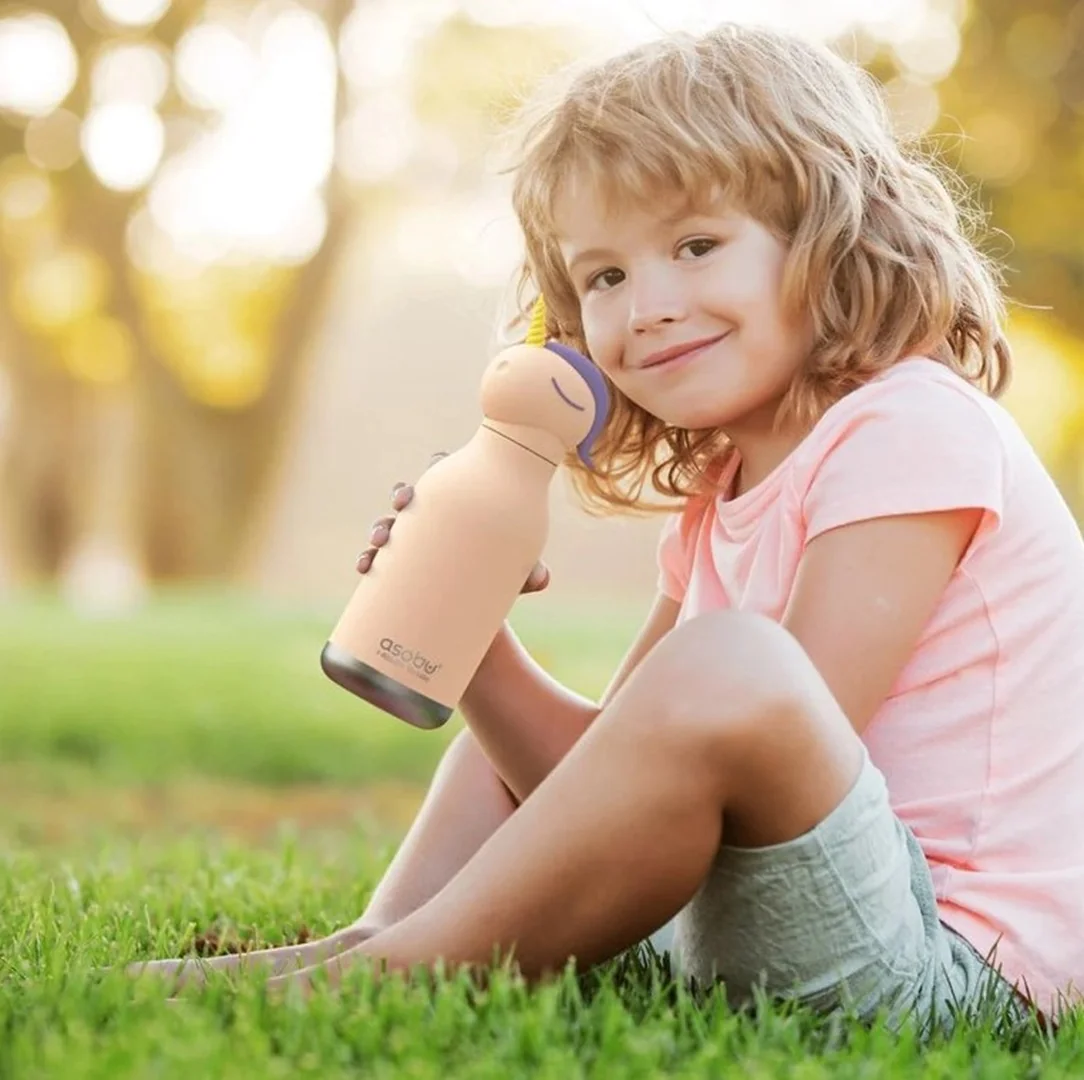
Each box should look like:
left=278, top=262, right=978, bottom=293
left=523, top=294, right=610, bottom=470
left=524, top=295, right=548, bottom=347
left=543, top=342, right=610, bottom=469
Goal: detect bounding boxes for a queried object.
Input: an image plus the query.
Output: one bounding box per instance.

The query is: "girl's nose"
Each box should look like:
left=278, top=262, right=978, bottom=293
left=628, top=274, right=688, bottom=334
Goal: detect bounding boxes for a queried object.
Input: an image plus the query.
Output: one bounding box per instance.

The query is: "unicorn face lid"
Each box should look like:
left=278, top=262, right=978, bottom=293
left=526, top=296, right=610, bottom=468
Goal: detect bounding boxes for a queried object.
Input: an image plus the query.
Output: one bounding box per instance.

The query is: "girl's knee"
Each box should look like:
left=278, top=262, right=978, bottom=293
left=632, top=610, right=839, bottom=762
left=628, top=610, right=861, bottom=843
left=653, top=611, right=813, bottom=714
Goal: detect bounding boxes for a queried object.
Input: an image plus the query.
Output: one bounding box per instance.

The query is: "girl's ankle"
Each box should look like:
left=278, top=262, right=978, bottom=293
left=331, top=922, right=384, bottom=948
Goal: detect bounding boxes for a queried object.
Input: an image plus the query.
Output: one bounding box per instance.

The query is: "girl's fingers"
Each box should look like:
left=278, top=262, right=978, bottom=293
left=370, top=515, right=395, bottom=546
left=523, top=562, right=550, bottom=593
left=357, top=454, right=444, bottom=574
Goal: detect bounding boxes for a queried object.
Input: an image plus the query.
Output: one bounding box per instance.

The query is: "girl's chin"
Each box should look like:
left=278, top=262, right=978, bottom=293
left=652, top=403, right=745, bottom=431
left=619, top=382, right=757, bottom=431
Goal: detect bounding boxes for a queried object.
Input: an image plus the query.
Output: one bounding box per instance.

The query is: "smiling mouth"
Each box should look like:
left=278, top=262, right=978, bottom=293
left=640, top=332, right=730, bottom=370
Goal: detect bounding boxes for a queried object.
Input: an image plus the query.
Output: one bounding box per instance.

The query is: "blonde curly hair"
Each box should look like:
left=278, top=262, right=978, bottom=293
left=499, top=22, right=1012, bottom=515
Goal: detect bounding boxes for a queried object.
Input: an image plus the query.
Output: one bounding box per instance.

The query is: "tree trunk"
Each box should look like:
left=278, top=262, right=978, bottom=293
left=0, top=302, right=78, bottom=590
left=57, top=377, right=149, bottom=614
left=0, top=0, right=378, bottom=590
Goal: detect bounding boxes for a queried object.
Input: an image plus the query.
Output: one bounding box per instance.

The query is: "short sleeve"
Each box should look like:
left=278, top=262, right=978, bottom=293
left=801, top=369, right=1006, bottom=543
left=656, top=510, right=693, bottom=601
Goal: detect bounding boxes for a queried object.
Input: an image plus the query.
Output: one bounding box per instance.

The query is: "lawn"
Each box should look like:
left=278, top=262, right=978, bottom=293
left=0, top=589, right=1077, bottom=1077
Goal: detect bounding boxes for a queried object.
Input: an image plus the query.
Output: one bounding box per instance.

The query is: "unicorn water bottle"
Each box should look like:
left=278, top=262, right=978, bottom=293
left=320, top=298, right=610, bottom=729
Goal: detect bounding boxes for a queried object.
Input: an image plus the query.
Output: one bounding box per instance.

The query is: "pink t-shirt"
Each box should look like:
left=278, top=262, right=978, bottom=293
left=657, top=357, right=1084, bottom=1014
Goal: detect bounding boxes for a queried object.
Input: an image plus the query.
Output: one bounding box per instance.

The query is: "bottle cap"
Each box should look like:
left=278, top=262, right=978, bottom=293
left=479, top=295, right=610, bottom=468
left=479, top=343, right=610, bottom=468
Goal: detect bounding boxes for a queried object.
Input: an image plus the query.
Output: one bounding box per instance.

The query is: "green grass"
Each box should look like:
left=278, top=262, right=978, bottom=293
left=0, top=589, right=1078, bottom=1076
left=1, top=832, right=1070, bottom=1079
left=0, top=587, right=642, bottom=789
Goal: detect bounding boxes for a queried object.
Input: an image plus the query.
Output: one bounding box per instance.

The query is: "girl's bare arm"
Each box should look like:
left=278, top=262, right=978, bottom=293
left=461, top=593, right=680, bottom=802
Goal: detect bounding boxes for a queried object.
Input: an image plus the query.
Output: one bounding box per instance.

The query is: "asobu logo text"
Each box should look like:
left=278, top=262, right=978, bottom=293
left=378, top=637, right=442, bottom=681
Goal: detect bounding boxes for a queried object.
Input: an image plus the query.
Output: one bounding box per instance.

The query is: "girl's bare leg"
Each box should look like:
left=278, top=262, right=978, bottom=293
left=347, top=727, right=519, bottom=933
left=266, top=611, right=865, bottom=992
left=128, top=728, right=517, bottom=987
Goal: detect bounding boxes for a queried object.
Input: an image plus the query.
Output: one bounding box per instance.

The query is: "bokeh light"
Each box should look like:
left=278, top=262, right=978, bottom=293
left=60, top=314, right=136, bottom=384
left=961, top=112, right=1033, bottom=183
left=0, top=158, right=60, bottom=261
left=91, top=42, right=172, bottom=107
left=24, top=110, right=83, bottom=172
left=95, top=0, right=172, bottom=30
left=1, top=0, right=1084, bottom=613
left=147, top=3, right=336, bottom=265
left=892, top=9, right=960, bottom=82
left=10, top=247, right=111, bottom=333
left=82, top=102, right=166, bottom=192
left=0, top=163, right=52, bottom=228
left=883, top=75, right=942, bottom=136
left=337, top=93, right=421, bottom=183
left=339, top=0, right=442, bottom=93
left=174, top=20, right=257, bottom=112
left=458, top=0, right=932, bottom=45
left=0, top=13, right=78, bottom=118
left=1005, top=12, right=1071, bottom=78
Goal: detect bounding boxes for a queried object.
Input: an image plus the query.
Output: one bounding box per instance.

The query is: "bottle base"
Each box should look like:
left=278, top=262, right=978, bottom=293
left=320, top=641, right=454, bottom=730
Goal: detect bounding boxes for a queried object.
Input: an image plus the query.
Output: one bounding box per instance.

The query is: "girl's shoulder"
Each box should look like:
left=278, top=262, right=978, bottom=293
left=792, top=355, right=1005, bottom=473
left=782, top=355, right=1012, bottom=539
left=818, top=355, right=995, bottom=427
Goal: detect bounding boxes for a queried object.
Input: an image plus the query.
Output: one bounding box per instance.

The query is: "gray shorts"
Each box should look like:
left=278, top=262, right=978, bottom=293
left=643, top=747, right=1029, bottom=1034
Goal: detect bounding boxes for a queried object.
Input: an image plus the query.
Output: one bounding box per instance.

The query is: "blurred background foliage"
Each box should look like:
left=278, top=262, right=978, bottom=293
left=0, top=0, right=1083, bottom=614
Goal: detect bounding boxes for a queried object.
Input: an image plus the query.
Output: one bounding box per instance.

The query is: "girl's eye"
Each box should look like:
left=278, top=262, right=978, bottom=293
left=586, top=267, right=625, bottom=292
left=679, top=237, right=718, bottom=258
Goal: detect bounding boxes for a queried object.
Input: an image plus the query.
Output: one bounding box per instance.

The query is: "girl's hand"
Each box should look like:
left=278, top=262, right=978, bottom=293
left=354, top=451, right=551, bottom=594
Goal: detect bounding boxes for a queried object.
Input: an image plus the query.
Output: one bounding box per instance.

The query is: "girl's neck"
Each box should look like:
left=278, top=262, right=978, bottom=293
left=727, top=422, right=809, bottom=497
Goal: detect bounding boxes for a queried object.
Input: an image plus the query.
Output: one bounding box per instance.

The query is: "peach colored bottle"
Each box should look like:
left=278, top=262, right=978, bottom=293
left=321, top=340, right=609, bottom=729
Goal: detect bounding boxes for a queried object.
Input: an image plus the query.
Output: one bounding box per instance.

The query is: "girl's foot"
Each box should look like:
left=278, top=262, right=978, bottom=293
left=125, top=923, right=382, bottom=991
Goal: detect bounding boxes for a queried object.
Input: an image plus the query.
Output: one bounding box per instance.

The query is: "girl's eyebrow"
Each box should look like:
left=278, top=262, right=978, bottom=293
left=563, top=207, right=727, bottom=273
left=566, top=247, right=617, bottom=274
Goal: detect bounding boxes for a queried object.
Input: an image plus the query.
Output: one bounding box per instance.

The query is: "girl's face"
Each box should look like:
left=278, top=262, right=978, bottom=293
left=555, top=183, right=814, bottom=436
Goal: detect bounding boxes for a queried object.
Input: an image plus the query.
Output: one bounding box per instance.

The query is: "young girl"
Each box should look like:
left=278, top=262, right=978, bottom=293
left=141, top=23, right=1084, bottom=1028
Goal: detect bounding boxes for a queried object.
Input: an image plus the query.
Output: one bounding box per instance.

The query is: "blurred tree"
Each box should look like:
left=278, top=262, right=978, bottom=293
left=4, top=0, right=1082, bottom=608
left=0, top=0, right=578, bottom=606
left=940, top=0, right=1084, bottom=511
left=853, top=0, right=1084, bottom=515
left=0, top=0, right=355, bottom=607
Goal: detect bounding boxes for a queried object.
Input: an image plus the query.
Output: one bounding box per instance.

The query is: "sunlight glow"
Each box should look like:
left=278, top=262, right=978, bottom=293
left=146, top=3, right=336, bottom=265
left=137, top=0, right=955, bottom=272
left=337, top=93, right=421, bottom=183
left=392, top=0, right=947, bottom=283
left=458, top=0, right=933, bottom=47
left=339, top=0, right=456, bottom=93
left=391, top=184, right=523, bottom=288
left=0, top=14, right=78, bottom=117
